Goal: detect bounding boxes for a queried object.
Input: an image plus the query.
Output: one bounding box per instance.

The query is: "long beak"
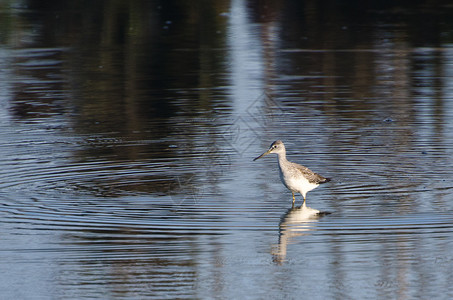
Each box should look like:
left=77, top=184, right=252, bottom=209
left=253, top=149, right=271, bottom=161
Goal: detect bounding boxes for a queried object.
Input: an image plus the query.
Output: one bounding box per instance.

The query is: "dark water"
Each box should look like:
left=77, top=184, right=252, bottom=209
left=2, top=0, right=453, bottom=298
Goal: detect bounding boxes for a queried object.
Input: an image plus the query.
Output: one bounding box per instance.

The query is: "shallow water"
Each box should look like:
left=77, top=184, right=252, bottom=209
left=2, top=0, right=453, bottom=299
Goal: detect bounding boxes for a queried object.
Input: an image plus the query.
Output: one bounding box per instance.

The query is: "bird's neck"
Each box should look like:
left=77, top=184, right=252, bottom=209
left=276, top=152, right=288, bottom=165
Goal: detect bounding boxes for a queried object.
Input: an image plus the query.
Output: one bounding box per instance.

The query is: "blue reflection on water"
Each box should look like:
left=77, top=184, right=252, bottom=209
left=1, top=0, right=453, bottom=299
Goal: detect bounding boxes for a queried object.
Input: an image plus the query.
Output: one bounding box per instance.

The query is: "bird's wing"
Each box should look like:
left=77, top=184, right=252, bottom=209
left=293, top=163, right=329, bottom=184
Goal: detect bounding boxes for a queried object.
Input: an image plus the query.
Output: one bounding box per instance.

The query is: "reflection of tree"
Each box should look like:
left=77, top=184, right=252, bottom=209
left=8, top=0, right=231, bottom=132
left=4, top=1, right=232, bottom=196
left=64, top=0, right=230, bottom=137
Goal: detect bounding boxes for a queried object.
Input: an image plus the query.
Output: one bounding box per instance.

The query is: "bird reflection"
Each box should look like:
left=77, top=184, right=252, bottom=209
left=272, top=204, right=330, bottom=264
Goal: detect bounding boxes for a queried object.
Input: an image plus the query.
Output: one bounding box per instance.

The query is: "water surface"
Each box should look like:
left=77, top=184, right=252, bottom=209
left=1, top=0, right=453, bottom=299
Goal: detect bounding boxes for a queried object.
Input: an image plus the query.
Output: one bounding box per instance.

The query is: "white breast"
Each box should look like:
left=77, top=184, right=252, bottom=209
left=280, top=168, right=318, bottom=194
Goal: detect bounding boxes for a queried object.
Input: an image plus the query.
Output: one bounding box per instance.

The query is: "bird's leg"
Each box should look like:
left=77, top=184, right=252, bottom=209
left=292, top=192, right=295, bottom=207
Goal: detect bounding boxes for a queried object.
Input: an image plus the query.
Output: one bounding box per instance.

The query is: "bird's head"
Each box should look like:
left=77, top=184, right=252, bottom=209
left=253, top=140, right=285, bottom=161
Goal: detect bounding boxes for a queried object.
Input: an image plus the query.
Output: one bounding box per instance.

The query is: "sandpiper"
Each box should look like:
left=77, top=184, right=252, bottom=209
left=254, top=140, right=330, bottom=207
